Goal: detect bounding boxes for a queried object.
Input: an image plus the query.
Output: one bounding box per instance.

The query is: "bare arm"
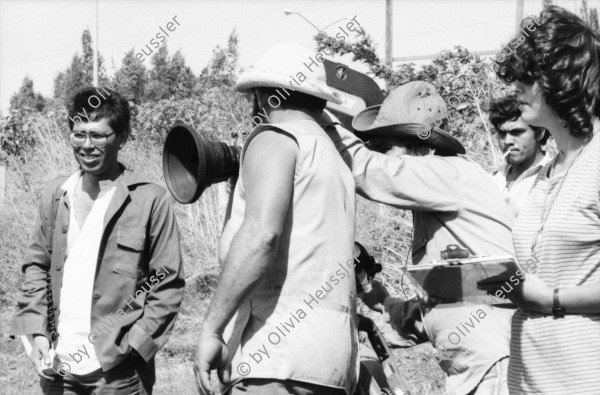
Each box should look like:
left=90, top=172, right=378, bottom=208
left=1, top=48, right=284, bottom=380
left=560, top=283, right=600, bottom=314
left=195, top=130, right=297, bottom=393
left=508, top=275, right=600, bottom=314
left=203, top=131, right=296, bottom=334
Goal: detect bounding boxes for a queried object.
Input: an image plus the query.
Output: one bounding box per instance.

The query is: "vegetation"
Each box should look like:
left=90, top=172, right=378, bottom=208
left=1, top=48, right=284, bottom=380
left=315, top=32, right=510, bottom=168
left=3, top=1, right=590, bottom=392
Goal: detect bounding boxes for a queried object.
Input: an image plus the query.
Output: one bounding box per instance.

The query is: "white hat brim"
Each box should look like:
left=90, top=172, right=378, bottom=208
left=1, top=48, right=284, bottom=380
left=236, top=69, right=343, bottom=105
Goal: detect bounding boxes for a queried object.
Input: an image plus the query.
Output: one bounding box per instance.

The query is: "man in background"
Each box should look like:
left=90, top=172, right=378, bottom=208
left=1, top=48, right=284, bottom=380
left=325, top=81, right=516, bottom=395
left=11, top=87, right=184, bottom=394
left=488, top=94, right=552, bottom=214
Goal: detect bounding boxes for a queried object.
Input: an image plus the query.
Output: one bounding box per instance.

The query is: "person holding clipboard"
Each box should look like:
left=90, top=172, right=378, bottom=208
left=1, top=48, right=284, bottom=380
left=324, top=81, right=516, bottom=395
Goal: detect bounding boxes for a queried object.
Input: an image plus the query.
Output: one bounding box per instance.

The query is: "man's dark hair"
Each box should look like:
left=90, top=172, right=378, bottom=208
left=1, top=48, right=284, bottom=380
left=68, top=87, right=131, bottom=135
left=495, top=6, right=600, bottom=137
left=259, top=87, right=327, bottom=113
left=488, top=94, right=550, bottom=145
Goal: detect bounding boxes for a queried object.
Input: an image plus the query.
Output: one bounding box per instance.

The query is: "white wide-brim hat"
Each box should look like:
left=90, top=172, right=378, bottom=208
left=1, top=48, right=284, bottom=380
left=236, top=42, right=342, bottom=104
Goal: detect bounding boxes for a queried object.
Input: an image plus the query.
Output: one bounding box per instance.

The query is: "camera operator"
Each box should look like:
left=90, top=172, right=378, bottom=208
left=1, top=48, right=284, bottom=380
left=194, top=42, right=359, bottom=395
left=324, top=81, right=516, bottom=395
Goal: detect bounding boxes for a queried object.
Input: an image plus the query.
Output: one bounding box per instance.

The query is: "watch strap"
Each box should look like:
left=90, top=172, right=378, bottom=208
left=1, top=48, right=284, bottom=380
left=552, top=288, right=566, bottom=318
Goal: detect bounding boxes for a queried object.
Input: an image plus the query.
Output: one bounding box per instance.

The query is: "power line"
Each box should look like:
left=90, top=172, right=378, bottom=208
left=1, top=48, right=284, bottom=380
left=393, top=49, right=499, bottom=62
left=398, top=14, right=513, bottom=39
left=0, top=1, right=85, bottom=29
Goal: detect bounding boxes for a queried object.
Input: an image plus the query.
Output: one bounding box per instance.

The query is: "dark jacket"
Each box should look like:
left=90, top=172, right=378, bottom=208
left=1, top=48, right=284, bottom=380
left=10, top=168, right=185, bottom=371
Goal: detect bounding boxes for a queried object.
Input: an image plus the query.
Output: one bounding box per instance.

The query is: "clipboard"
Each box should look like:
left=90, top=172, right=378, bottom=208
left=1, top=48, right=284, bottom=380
left=403, top=255, right=522, bottom=304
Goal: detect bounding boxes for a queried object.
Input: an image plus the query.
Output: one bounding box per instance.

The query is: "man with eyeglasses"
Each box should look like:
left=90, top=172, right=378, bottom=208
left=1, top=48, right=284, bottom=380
left=10, top=87, right=184, bottom=394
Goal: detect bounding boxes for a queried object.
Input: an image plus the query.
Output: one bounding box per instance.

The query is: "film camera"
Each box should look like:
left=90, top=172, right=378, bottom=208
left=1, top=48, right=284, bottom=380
left=162, top=59, right=383, bottom=204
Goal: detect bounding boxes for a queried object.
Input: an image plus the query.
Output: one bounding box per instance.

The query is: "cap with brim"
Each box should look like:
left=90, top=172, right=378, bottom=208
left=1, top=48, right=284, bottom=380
left=236, top=42, right=342, bottom=104
left=352, top=104, right=466, bottom=156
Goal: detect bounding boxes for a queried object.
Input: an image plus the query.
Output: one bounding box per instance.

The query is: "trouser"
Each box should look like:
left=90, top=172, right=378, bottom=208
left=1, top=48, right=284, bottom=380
left=39, top=354, right=155, bottom=395
left=227, top=378, right=347, bottom=395
left=468, top=357, right=509, bottom=395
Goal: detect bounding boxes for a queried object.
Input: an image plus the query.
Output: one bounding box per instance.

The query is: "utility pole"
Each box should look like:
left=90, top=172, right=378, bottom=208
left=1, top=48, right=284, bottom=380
left=93, top=0, right=99, bottom=87
left=516, top=0, right=524, bottom=33
left=386, top=0, right=393, bottom=66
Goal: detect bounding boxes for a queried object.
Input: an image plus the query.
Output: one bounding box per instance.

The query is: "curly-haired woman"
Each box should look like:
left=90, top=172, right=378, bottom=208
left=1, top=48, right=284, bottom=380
left=493, top=5, right=600, bottom=394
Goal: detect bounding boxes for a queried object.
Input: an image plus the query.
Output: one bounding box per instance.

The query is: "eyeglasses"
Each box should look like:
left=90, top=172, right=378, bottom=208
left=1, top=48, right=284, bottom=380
left=69, top=131, right=116, bottom=148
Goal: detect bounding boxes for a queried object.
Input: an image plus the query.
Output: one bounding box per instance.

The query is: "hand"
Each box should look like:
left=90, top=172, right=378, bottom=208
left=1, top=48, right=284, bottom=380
left=194, top=332, right=231, bottom=395
left=419, top=294, right=442, bottom=309
left=359, top=279, right=390, bottom=313
left=510, top=274, right=553, bottom=313
left=479, top=273, right=552, bottom=312
left=29, top=335, right=54, bottom=380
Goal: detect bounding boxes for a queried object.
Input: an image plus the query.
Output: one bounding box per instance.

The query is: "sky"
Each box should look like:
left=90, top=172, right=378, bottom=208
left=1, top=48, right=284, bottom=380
left=0, top=0, right=594, bottom=113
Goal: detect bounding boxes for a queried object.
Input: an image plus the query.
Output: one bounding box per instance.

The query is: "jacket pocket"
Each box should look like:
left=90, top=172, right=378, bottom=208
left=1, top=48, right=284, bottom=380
left=113, top=227, right=146, bottom=278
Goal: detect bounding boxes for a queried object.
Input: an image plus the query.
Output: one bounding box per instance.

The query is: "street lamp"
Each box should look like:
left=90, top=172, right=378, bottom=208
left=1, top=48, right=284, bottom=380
left=283, top=9, right=320, bottom=32
left=283, top=9, right=353, bottom=32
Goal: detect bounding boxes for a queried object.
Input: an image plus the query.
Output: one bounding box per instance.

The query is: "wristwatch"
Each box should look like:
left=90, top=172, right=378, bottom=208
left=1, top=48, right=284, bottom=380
left=552, top=288, right=566, bottom=318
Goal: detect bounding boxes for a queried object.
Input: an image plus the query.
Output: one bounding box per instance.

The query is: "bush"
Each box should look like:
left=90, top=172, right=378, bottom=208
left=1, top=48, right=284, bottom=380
left=0, top=109, right=38, bottom=161
left=132, top=86, right=250, bottom=146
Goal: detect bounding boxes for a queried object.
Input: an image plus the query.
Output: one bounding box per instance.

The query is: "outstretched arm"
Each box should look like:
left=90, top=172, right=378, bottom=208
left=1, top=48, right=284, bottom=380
left=323, top=114, right=461, bottom=212
left=195, top=130, right=298, bottom=394
left=497, top=273, right=600, bottom=314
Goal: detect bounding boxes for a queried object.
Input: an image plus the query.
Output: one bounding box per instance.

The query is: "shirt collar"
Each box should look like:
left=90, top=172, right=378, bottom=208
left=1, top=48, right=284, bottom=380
left=497, top=151, right=553, bottom=178
left=59, top=163, right=151, bottom=190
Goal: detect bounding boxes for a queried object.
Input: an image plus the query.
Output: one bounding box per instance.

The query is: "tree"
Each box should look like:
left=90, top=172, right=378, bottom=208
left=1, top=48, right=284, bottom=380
left=144, top=44, right=195, bottom=101
left=591, top=8, right=600, bottom=31
left=197, top=30, right=240, bottom=92
left=169, top=50, right=196, bottom=98
left=9, top=76, right=46, bottom=112
left=112, top=49, right=147, bottom=103
left=580, top=0, right=599, bottom=31
left=314, top=30, right=508, bottom=166
left=53, top=29, right=109, bottom=104
left=144, top=45, right=170, bottom=101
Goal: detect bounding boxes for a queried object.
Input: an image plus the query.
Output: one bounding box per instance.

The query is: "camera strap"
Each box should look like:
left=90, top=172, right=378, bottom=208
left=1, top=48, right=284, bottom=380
left=45, top=183, right=63, bottom=348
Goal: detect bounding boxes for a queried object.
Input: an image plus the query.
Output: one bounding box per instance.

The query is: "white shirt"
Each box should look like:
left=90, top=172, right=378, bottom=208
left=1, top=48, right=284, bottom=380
left=55, top=171, right=115, bottom=374
left=492, top=153, right=553, bottom=216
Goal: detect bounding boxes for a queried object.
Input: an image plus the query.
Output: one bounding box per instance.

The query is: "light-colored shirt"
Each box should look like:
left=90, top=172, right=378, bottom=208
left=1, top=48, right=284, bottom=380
left=509, top=132, right=600, bottom=394
left=55, top=171, right=115, bottom=374
left=221, top=120, right=359, bottom=394
left=492, top=153, right=553, bottom=215
left=327, top=123, right=516, bottom=395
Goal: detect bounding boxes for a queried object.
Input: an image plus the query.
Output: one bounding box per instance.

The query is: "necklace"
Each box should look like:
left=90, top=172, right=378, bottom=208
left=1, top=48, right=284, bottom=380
left=530, top=139, right=590, bottom=259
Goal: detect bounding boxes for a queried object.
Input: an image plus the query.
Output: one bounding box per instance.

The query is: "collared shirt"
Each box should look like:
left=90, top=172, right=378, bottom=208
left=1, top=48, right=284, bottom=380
left=492, top=153, right=553, bottom=216
left=11, top=166, right=184, bottom=371
left=326, top=122, right=516, bottom=395
left=55, top=171, right=115, bottom=374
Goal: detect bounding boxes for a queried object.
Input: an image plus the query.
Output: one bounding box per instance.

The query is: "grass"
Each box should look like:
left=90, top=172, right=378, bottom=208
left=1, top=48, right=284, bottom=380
left=0, top=112, right=469, bottom=395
